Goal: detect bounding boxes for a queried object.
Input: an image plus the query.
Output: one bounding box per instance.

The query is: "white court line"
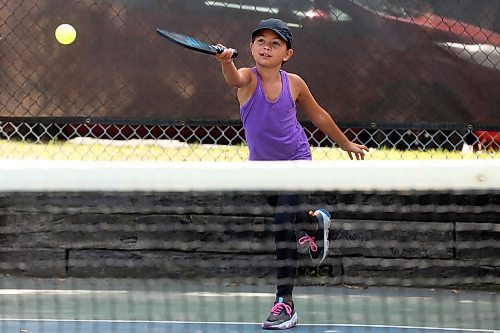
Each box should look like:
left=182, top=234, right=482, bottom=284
left=0, top=289, right=127, bottom=295
left=0, top=319, right=495, bottom=332
left=0, top=289, right=438, bottom=301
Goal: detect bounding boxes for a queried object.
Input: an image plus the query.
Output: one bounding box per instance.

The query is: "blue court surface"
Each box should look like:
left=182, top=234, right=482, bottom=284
left=1, top=279, right=498, bottom=332
left=1, top=320, right=497, bottom=333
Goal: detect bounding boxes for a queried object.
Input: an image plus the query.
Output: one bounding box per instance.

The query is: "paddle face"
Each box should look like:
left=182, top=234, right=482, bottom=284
left=156, top=29, right=238, bottom=58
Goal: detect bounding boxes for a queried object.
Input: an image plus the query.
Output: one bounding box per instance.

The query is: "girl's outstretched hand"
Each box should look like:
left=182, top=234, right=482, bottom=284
left=341, top=142, right=369, bottom=160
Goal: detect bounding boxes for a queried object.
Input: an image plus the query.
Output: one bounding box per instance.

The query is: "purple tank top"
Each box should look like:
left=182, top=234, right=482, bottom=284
left=240, top=67, right=312, bottom=161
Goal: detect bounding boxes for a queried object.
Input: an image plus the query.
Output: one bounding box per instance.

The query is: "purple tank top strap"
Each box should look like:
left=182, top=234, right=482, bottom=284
left=251, top=67, right=264, bottom=98
left=280, top=69, right=295, bottom=106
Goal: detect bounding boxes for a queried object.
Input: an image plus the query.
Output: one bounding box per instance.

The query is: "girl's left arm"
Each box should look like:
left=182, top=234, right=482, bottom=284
left=293, top=75, right=368, bottom=160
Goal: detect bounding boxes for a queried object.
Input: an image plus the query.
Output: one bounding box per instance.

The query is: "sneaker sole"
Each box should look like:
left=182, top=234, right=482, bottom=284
left=311, top=209, right=331, bottom=265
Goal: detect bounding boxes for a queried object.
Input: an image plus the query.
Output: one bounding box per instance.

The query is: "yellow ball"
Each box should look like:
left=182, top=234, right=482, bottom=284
left=55, top=24, right=77, bottom=45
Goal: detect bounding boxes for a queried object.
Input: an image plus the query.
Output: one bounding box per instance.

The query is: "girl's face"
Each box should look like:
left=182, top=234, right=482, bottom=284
left=250, top=30, right=293, bottom=67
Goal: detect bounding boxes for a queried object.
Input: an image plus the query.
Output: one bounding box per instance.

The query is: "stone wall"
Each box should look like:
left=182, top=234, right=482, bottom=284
left=0, top=191, right=498, bottom=289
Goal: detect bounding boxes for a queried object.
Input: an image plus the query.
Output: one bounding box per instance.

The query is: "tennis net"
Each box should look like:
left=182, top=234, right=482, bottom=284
left=0, top=159, right=499, bottom=332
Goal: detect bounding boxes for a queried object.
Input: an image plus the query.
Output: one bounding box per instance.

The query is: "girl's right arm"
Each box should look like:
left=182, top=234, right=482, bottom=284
left=215, top=47, right=252, bottom=88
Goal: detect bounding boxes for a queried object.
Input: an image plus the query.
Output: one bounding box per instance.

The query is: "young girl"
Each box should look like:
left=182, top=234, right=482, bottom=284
left=214, top=18, right=368, bottom=330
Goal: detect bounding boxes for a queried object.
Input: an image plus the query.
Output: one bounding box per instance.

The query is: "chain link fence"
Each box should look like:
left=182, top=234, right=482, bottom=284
left=2, top=120, right=498, bottom=160
left=1, top=0, right=500, bottom=161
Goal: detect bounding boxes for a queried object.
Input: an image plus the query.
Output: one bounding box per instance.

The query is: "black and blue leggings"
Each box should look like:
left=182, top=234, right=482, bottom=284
left=270, top=194, right=315, bottom=298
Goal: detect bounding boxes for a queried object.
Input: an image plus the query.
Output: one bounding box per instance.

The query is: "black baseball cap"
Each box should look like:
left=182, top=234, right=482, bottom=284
left=252, top=18, right=293, bottom=48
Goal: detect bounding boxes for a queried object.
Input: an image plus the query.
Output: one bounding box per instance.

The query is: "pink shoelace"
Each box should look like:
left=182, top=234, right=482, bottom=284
left=271, top=302, right=293, bottom=316
left=298, top=235, right=318, bottom=252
